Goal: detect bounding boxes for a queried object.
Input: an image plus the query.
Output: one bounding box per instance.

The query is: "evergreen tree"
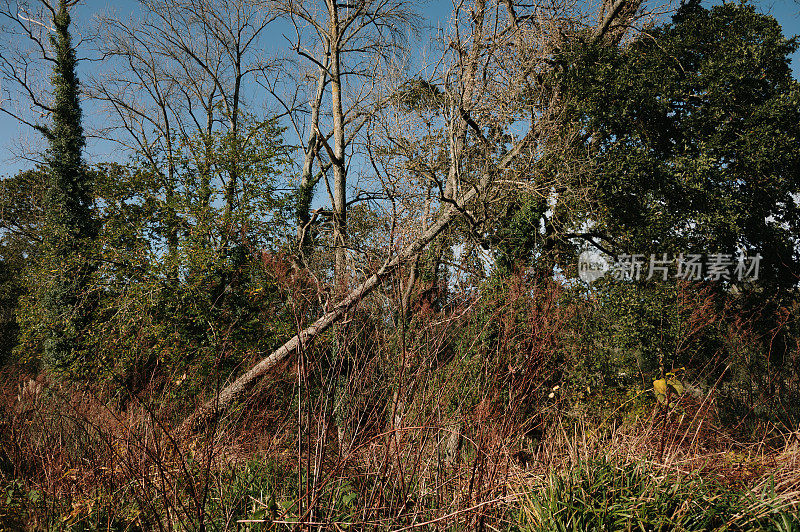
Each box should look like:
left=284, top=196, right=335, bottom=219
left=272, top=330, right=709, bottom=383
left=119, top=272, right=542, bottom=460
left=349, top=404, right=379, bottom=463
left=561, top=0, right=800, bottom=290
left=40, top=0, right=97, bottom=370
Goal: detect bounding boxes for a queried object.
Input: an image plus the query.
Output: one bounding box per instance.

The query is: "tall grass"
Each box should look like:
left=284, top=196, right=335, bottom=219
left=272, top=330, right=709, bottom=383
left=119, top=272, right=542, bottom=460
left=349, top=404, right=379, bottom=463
left=513, top=457, right=799, bottom=532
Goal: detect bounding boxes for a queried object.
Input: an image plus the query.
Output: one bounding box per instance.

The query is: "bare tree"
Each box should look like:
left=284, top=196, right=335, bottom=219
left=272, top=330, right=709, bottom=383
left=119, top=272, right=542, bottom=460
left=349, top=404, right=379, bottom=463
left=91, top=0, right=278, bottom=271
left=257, top=0, right=420, bottom=454
left=266, top=0, right=417, bottom=288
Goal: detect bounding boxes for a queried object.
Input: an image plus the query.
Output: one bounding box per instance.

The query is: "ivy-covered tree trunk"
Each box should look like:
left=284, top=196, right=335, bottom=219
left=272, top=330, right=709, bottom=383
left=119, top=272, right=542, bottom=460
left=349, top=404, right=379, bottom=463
left=41, top=0, right=97, bottom=371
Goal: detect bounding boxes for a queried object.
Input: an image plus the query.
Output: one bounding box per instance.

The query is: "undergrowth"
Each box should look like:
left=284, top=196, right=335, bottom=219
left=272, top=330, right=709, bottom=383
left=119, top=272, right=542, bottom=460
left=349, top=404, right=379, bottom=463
left=512, top=458, right=800, bottom=532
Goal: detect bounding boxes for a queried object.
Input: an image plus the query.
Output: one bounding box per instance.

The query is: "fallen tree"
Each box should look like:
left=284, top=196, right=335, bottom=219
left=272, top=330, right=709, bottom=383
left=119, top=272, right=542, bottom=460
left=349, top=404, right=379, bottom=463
left=178, top=136, right=530, bottom=434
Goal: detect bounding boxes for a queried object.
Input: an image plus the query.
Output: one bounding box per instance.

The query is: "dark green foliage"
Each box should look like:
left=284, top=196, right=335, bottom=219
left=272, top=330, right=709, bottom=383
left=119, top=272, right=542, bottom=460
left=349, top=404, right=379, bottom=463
left=65, top=116, right=295, bottom=395
left=567, top=281, right=725, bottom=388
left=493, top=194, right=549, bottom=276
left=392, top=78, right=446, bottom=113
left=38, top=0, right=98, bottom=372
left=562, top=0, right=800, bottom=290
left=44, top=1, right=94, bottom=242
left=0, top=259, right=21, bottom=364
left=547, top=0, right=800, bottom=430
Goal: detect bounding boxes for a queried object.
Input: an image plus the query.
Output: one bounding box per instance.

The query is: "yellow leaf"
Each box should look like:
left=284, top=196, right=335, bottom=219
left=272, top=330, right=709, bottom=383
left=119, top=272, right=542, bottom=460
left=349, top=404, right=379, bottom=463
left=667, top=376, right=684, bottom=395
left=653, top=378, right=668, bottom=404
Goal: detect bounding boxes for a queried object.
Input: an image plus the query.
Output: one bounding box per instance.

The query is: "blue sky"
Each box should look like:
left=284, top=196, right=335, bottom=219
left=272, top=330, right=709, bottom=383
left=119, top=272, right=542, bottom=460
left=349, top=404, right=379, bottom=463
left=1, top=0, right=799, bottom=178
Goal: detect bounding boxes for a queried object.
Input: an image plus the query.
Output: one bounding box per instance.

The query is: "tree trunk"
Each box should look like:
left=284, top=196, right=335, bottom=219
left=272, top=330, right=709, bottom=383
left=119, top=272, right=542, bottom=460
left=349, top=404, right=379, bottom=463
left=329, top=4, right=348, bottom=291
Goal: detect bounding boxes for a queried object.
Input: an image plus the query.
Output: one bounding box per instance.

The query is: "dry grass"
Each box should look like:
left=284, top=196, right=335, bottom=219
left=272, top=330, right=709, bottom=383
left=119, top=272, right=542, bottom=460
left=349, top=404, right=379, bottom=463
left=1, top=361, right=798, bottom=531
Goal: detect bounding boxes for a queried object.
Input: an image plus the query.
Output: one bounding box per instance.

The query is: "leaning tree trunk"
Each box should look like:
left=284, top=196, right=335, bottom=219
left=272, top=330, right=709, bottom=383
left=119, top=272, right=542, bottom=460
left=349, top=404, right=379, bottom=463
left=177, top=134, right=529, bottom=434
left=179, top=200, right=456, bottom=434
